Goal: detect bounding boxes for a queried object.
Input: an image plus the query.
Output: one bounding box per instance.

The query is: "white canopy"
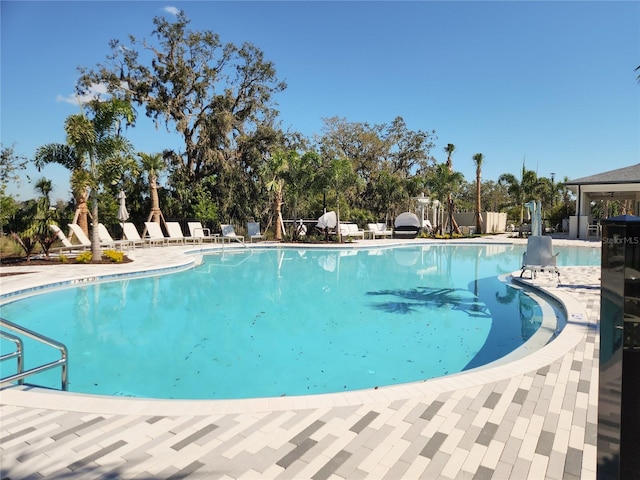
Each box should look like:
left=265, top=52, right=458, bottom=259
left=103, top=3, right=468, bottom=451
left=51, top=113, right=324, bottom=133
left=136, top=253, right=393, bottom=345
left=394, top=212, right=420, bottom=229
left=317, top=211, right=337, bottom=229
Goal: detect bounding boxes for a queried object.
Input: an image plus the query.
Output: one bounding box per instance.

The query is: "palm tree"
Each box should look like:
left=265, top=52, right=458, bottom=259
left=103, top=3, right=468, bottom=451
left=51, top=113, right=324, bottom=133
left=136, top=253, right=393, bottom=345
left=443, top=144, right=461, bottom=235
left=426, top=162, right=464, bottom=236
left=64, top=98, right=134, bottom=261
left=445, top=143, right=455, bottom=171
left=472, top=153, right=484, bottom=233
left=33, top=178, right=59, bottom=256
left=10, top=178, right=57, bottom=260
left=261, top=149, right=289, bottom=241
left=34, top=144, right=92, bottom=236
left=498, top=164, right=540, bottom=224
left=139, top=152, right=165, bottom=225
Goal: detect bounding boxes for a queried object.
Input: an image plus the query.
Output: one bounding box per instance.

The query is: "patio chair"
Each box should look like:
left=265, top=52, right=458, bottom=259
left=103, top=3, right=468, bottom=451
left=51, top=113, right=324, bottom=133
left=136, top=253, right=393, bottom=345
left=188, top=221, right=218, bottom=243
left=166, top=222, right=199, bottom=244
left=220, top=224, right=244, bottom=243
left=296, top=220, right=307, bottom=237
left=247, top=222, right=264, bottom=242
left=144, top=222, right=172, bottom=246
left=339, top=223, right=365, bottom=240
left=98, top=223, right=134, bottom=250
left=68, top=223, right=121, bottom=249
left=520, top=235, right=560, bottom=281
left=49, top=224, right=90, bottom=253
left=366, top=223, right=393, bottom=239
left=122, top=222, right=160, bottom=248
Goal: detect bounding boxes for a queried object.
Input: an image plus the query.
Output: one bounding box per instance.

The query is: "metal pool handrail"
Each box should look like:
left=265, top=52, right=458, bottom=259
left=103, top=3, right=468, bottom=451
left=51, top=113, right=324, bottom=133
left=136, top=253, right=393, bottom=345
left=0, top=317, right=68, bottom=391
left=0, top=329, right=24, bottom=385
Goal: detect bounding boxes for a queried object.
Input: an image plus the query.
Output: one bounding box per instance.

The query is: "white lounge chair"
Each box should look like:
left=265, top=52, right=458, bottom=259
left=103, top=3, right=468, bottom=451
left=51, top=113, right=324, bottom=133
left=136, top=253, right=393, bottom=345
left=49, top=224, right=89, bottom=253
left=68, top=223, right=119, bottom=249
left=339, top=223, right=365, bottom=240
left=144, top=222, right=172, bottom=246
left=520, top=235, right=560, bottom=280
left=247, top=222, right=264, bottom=242
left=221, top=224, right=244, bottom=243
left=366, top=223, right=393, bottom=239
left=98, top=223, right=133, bottom=250
left=188, top=221, right=218, bottom=242
left=122, top=222, right=162, bottom=248
left=166, top=222, right=199, bottom=244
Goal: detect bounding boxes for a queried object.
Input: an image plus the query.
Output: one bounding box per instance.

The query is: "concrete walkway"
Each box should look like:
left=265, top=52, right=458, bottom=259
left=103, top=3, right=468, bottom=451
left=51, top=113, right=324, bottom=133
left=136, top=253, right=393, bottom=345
left=0, top=237, right=602, bottom=479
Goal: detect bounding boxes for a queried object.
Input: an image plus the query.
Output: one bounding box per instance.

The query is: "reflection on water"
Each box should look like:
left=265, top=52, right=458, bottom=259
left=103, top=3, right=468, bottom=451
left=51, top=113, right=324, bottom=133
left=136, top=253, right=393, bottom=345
left=367, top=287, right=491, bottom=318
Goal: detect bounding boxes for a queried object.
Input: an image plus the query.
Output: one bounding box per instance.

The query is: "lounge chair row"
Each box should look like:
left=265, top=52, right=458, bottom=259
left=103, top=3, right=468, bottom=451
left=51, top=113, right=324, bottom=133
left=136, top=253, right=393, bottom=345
left=331, top=222, right=394, bottom=239
left=49, top=221, right=257, bottom=253
left=366, top=223, right=393, bottom=238
left=50, top=223, right=136, bottom=252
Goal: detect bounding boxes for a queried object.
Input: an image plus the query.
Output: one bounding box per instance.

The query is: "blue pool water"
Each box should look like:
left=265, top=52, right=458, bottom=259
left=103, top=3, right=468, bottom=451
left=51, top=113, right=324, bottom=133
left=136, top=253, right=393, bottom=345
left=0, top=243, right=600, bottom=399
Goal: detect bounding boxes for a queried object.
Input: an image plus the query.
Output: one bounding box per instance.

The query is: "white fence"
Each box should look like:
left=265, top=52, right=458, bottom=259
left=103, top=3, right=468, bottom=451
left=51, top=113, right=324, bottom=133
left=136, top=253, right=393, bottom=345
left=451, top=212, right=507, bottom=234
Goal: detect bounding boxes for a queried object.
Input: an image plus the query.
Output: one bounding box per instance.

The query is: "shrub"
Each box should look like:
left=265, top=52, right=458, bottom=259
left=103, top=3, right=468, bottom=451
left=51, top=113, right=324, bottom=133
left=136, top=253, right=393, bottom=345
left=58, top=254, right=68, bottom=263
left=103, top=249, right=124, bottom=263
left=76, top=252, right=92, bottom=263
left=0, top=235, right=22, bottom=257
left=433, top=233, right=463, bottom=240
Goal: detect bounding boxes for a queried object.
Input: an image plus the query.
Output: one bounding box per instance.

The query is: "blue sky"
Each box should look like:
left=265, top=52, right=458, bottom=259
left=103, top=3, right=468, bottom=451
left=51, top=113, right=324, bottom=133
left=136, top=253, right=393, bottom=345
left=2, top=1, right=639, bottom=201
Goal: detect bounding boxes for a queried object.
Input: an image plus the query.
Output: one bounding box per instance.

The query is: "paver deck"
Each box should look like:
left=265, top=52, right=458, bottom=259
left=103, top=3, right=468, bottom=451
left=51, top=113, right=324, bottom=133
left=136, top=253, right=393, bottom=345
left=1, top=236, right=602, bottom=479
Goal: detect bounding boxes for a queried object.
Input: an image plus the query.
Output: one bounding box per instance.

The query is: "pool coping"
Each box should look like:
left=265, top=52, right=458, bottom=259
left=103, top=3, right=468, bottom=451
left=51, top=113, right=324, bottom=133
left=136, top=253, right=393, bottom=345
left=0, top=238, right=597, bottom=416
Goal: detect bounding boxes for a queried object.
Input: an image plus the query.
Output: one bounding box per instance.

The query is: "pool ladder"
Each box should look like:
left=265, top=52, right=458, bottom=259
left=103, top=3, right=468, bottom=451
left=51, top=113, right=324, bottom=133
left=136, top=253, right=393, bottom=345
left=0, top=317, right=68, bottom=391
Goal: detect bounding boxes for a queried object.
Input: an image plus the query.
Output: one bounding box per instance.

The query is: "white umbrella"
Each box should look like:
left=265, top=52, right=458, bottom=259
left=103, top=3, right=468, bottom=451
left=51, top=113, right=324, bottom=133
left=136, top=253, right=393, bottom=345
left=117, top=190, right=129, bottom=228
left=317, top=210, right=337, bottom=229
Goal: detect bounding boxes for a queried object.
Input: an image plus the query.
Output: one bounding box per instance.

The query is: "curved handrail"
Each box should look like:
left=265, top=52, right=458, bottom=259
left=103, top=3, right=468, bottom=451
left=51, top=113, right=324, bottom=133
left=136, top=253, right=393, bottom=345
left=0, top=330, right=24, bottom=385
left=0, top=317, right=68, bottom=391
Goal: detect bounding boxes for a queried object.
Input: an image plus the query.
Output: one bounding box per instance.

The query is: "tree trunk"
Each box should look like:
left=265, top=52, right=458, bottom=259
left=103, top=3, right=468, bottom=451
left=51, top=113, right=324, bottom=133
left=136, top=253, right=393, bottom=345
left=448, top=193, right=461, bottom=235
left=475, top=174, right=484, bottom=233
left=72, top=188, right=90, bottom=236
left=274, top=191, right=283, bottom=241
left=150, top=174, right=162, bottom=224
left=90, top=195, right=101, bottom=262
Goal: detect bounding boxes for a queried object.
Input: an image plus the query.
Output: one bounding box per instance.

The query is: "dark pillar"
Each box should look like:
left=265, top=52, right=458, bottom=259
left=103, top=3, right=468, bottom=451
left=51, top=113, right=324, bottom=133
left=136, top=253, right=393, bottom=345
left=598, top=215, right=640, bottom=479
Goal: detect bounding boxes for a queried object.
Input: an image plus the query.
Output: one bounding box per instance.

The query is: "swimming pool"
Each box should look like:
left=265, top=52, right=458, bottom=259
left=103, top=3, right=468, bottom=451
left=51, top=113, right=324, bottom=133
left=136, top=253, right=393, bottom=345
left=0, top=243, right=600, bottom=400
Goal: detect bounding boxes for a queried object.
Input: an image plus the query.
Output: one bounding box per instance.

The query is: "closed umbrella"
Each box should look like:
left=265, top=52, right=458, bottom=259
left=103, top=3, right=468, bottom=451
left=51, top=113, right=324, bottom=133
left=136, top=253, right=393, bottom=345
left=117, top=190, right=129, bottom=236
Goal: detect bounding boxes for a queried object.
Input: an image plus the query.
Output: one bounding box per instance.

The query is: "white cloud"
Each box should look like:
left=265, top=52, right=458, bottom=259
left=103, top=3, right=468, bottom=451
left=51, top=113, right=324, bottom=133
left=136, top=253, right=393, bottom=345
left=163, top=6, right=180, bottom=16
left=56, top=83, right=109, bottom=105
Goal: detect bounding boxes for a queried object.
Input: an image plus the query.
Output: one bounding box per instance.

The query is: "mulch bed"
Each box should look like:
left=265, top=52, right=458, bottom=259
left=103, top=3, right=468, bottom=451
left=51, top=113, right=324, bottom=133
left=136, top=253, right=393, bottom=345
left=0, top=255, right=133, bottom=276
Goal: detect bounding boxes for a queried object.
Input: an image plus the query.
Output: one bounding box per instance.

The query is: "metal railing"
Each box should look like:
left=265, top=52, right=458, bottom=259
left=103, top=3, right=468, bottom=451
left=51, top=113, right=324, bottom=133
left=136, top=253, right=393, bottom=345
left=0, top=318, right=68, bottom=391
